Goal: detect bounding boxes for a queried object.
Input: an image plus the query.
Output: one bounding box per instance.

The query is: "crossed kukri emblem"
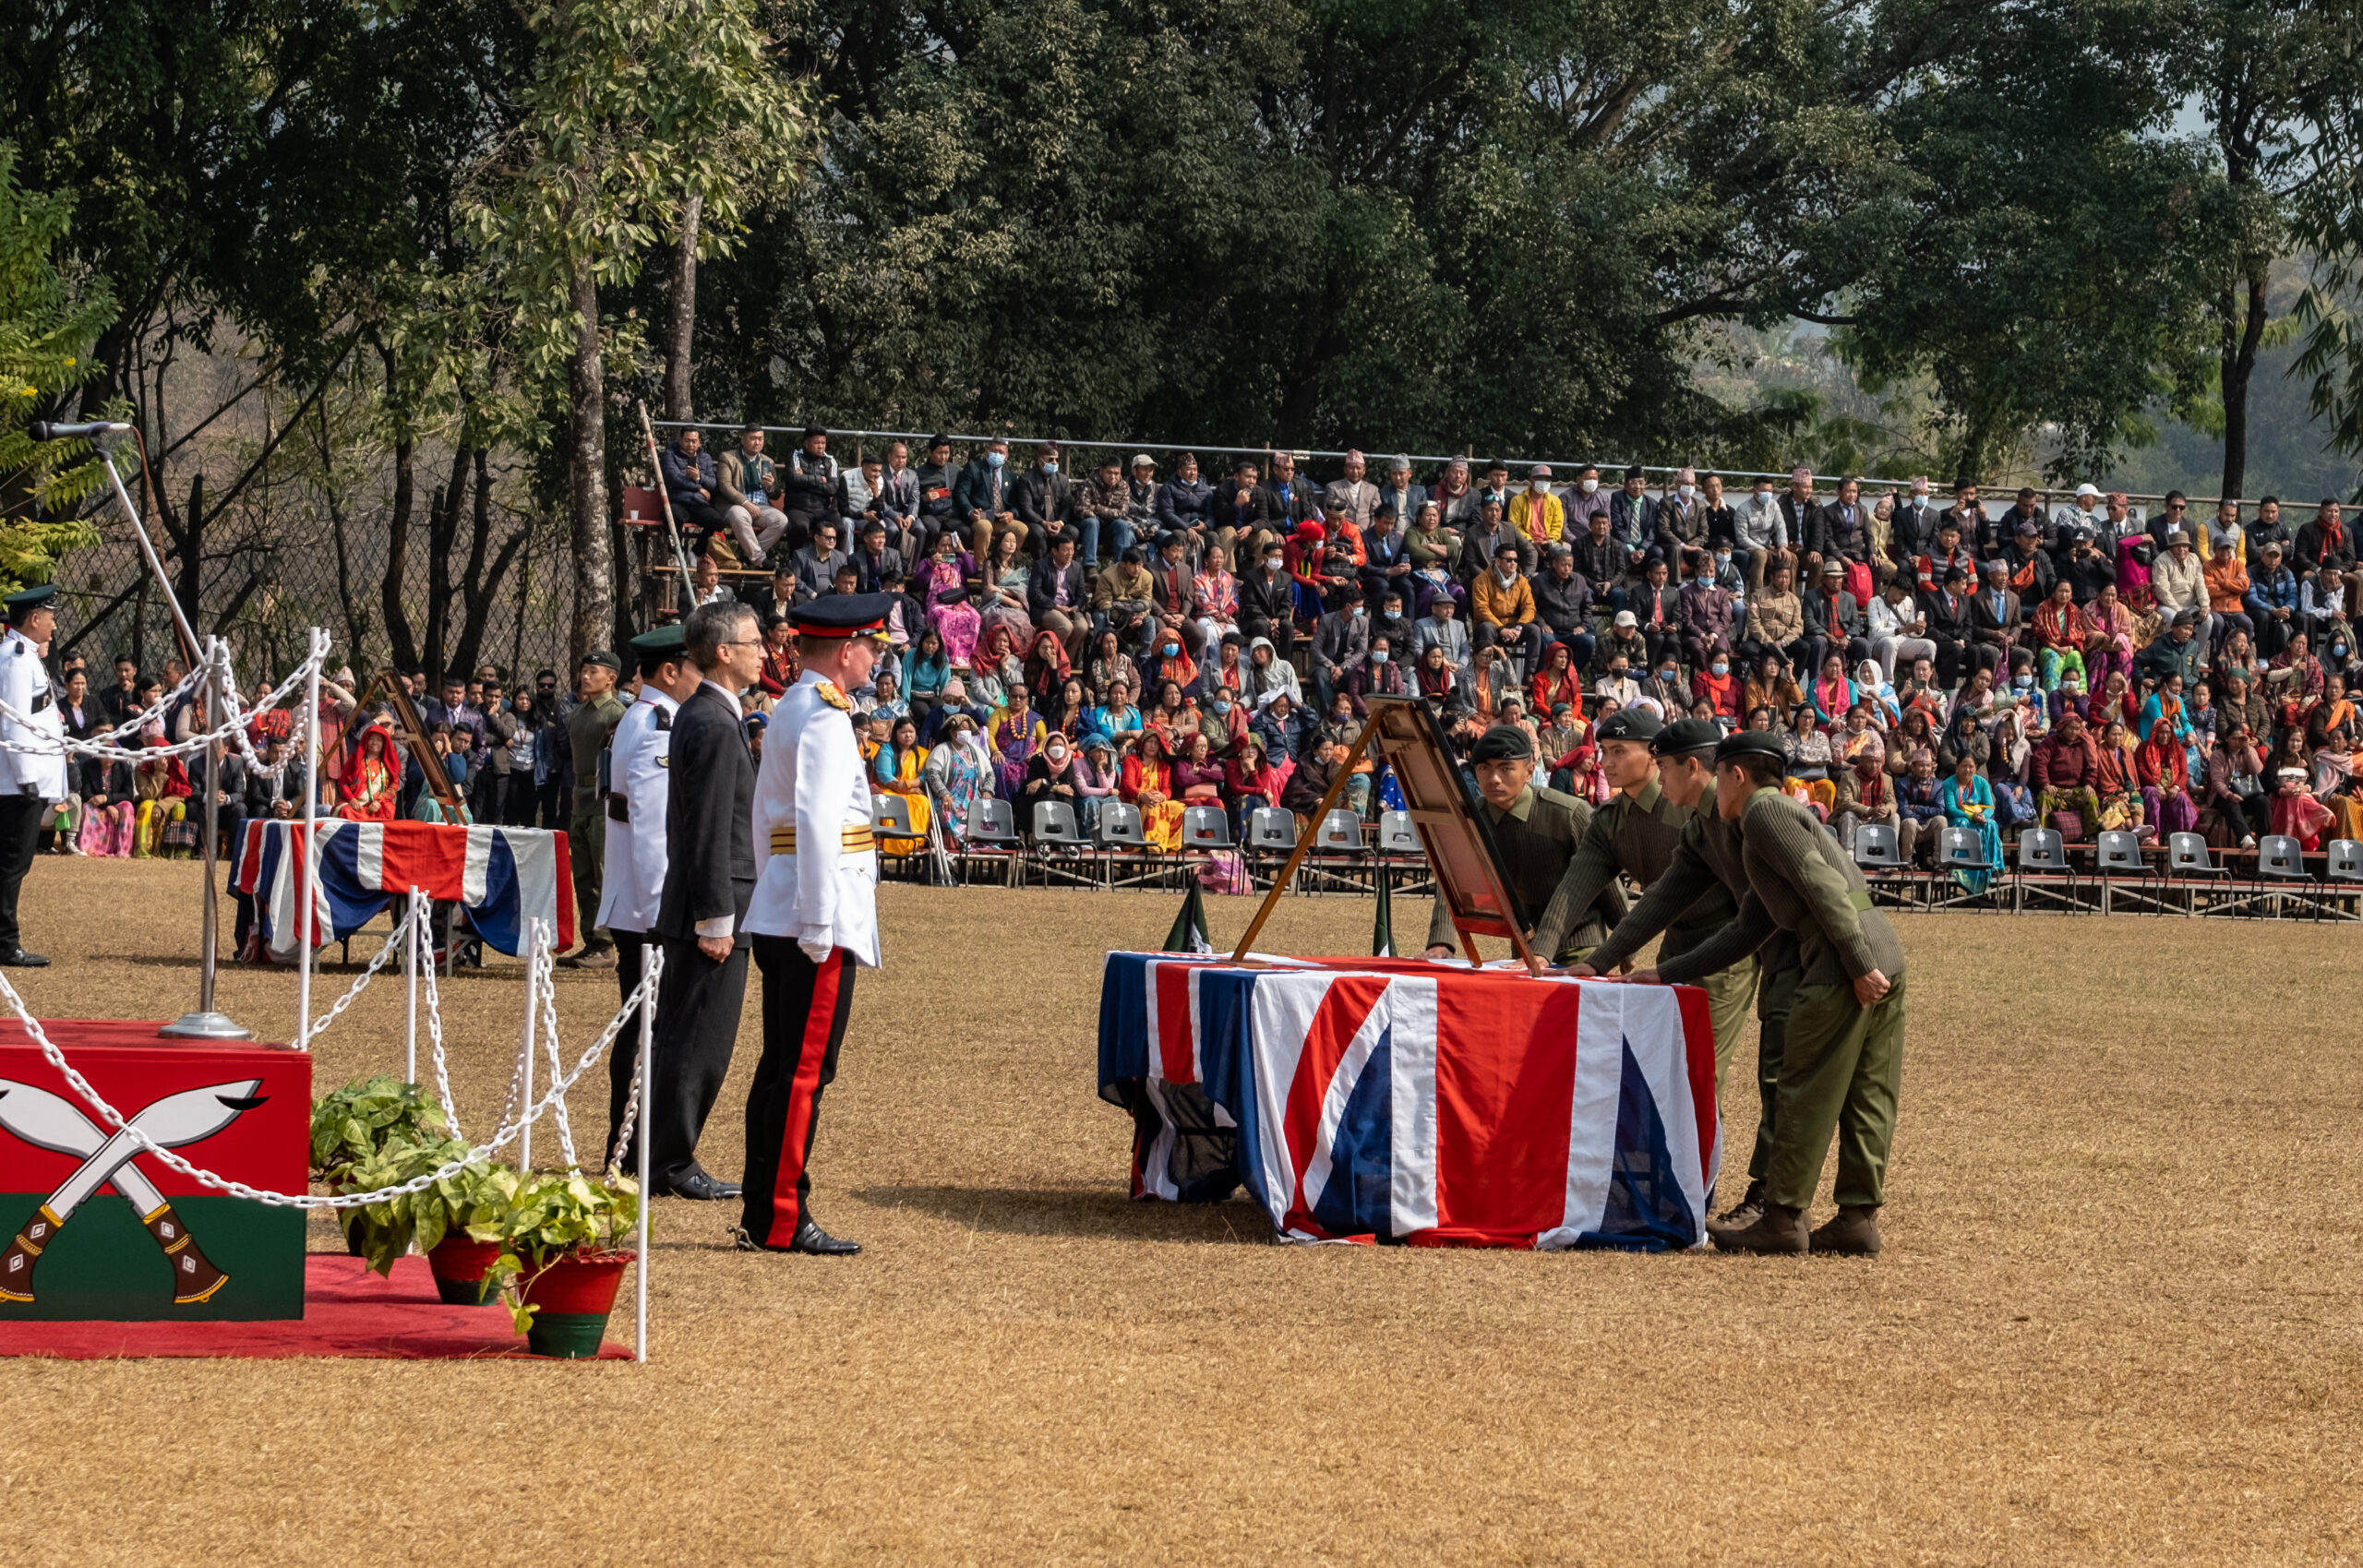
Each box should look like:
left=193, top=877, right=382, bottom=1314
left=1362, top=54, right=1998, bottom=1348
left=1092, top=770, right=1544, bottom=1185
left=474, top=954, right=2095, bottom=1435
left=0, top=1079, right=267, bottom=1305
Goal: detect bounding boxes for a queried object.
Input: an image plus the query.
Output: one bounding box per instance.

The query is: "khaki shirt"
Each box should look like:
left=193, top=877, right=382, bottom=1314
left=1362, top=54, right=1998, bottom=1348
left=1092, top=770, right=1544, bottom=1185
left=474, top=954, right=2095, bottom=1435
left=568, top=689, right=629, bottom=815
left=1425, top=784, right=1625, bottom=964
left=1531, top=776, right=1737, bottom=964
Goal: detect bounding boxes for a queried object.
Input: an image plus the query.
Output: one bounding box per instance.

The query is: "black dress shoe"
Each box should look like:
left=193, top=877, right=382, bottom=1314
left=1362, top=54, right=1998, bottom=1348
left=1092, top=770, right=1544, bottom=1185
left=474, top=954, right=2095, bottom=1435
left=789, top=1218, right=860, bottom=1256
left=660, top=1169, right=742, bottom=1201
left=0, top=949, right=50, bottom=968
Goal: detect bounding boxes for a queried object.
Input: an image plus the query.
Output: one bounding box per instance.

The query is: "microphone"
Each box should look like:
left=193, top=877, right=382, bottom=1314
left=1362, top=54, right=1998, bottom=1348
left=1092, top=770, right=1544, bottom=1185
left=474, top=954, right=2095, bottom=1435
left=28, top=421, right=133, bottom=441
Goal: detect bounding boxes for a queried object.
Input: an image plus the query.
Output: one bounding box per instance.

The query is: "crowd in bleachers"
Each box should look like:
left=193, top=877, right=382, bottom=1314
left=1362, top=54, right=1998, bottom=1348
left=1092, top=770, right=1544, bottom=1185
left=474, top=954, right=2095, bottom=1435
left=657, top=427, right=2363, bottom=868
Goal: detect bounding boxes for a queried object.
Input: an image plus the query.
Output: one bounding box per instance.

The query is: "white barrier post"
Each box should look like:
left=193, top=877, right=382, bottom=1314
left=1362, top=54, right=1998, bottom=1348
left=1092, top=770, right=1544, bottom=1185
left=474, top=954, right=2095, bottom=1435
left=635, top=946, right=656, bottom=1364
left=295, top=630, right=321, bottom=1051
left=404, top=886, right=421, bottom=1085
left=519, top=923, right=537, bottom=1170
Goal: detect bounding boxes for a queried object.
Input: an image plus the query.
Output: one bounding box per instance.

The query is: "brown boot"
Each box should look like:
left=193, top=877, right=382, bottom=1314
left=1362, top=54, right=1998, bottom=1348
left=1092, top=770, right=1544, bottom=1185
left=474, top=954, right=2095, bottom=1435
left=145, top=1204, right=232, bottom=1303
left=1806, top=1203, right=1883, bottom=1258
left=1708, top=1200, right=1807, bottom=1254
left=1714, top=1179, right=1767, bottom=1231
left=0, top=1204, right=63, bottom=1302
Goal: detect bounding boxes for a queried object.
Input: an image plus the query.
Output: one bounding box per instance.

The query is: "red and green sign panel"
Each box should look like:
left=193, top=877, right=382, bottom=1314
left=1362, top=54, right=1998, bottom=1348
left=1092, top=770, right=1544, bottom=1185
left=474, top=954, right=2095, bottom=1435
left=0, top=1023, right=308, bottom=1322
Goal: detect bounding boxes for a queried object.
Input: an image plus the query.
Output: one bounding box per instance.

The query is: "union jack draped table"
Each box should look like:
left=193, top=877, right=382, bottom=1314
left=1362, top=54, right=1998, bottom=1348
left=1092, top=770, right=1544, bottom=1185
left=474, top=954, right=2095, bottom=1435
left=1098, top=952, right=1720, bottom=1250
left=230, top=820, right=575, bottom=961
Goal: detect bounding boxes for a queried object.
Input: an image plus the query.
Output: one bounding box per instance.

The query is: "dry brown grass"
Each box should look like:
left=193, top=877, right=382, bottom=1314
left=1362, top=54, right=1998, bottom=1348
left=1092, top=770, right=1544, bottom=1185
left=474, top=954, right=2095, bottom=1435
left=2, top=858, right=2359, bottom=1566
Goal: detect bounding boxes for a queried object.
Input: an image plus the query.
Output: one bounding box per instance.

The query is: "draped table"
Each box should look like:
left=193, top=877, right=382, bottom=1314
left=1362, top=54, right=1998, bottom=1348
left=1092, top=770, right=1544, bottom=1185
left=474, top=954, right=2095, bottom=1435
left=1098, top=951, right=1719, bottom=1249
left=230, top=820, right=575, bottom=960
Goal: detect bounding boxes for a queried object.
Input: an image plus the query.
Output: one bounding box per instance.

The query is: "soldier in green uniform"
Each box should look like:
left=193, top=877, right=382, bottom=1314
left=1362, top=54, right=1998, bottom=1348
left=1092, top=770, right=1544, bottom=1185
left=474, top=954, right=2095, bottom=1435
left=1528, top=712, right=1757, bottom=1094
left=1572, top=719, right=1798, bottom=1228
left=562, top=650, right=630, bottom=969
left=1615, top=730, right=1906, bottom=1257
left=1421, top=725, right=1626, bottom=966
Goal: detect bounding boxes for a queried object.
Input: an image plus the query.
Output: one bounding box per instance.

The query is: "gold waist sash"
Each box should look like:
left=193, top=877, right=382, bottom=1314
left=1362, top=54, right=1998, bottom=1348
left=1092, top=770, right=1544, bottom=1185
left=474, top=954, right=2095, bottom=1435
left=768, top=825, right=876, bottom=856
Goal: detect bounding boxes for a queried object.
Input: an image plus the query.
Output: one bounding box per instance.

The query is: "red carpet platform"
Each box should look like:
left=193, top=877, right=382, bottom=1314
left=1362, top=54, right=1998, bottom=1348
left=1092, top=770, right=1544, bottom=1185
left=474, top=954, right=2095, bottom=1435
left=0, top=1253, right=630, bottom=1360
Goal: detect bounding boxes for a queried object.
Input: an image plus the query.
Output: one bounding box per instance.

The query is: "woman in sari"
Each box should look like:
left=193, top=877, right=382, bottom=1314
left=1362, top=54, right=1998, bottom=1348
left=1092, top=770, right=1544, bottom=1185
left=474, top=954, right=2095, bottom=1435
left=335, top=723, right=402, bottom=823
left=920, top=533, right=983, bottom=670
left=2082, top=584, right=2135, bottom=690
left=2093, top=717, right=2147, bottom=834
left=869, top=716, right=934, bottom=856
left=976, top=530, right=1035, bottom=650
left=1224, top=732, right=1288, bottom=837
left=1146, top=637, right=1199, bottom=699
left=1809, top=652, right=1855, bottom=728
left=1173, top=732, right=1227, bottom=821
left=2271, top=766, right=2335, bottom=849
left=2132, top=717, right=2198, bottom=836
left=989, top=688, right=1046, bottom=800
left=1529, top=640, right=1586, bottom=720
left=1121, top=730, right=1186, bottom=851
left=1938, top=752, right=2002, bottom=891
left=921, top=712, right=990, bottom=843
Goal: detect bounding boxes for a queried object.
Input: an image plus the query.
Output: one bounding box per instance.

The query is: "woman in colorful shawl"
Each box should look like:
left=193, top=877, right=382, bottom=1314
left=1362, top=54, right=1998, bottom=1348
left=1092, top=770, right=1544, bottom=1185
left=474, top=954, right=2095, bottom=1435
left=757, top=614, right=798, bottom=698
left=1415, top=641, right=1457, bottom=709
left=921, top=712, right=990, bottom=843
left=2031, top=580, right=2087, bottom=691
left=989, top=688, right=1046, bottom=801
left=1223, top=732, right=1289, bottom=838
left=1809, top=652, right=1856, bottom=728
left=1853, top=658, right=1901, bottom=728
left=2093, top=717, right=2147, bottom=834
left=968, top=624, right=1022, bottom=712
left=869, top=715, right=934, bottom=856
left=335, top=723, right=402, bottom=824
left=1023, top=629, right=1072, bottom=714
left=1938, top=751, right=2002, bottom=891
left=920, top=533, right=982, bottom=669
left=976, top=530, right=1036, bottom=650
left=1120, top=729, right=1186, bottom=852
left=1467, top=643, right=1509, bottom=723
left=1528, top=640, right=1586, bottom=720
left=1087, top=629, right=1140, bottom=706
left=2082, top=584, right=2135, bottom=690
left=1146, top=638, right=1199, bottom=699
left=1192, top=547, right=1241, bottom=665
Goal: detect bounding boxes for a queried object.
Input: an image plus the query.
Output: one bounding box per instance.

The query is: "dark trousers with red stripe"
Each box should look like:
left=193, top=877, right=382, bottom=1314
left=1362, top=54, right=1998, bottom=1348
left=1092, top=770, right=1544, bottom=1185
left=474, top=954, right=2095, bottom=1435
left=742, top=937, right=855, bottom=1246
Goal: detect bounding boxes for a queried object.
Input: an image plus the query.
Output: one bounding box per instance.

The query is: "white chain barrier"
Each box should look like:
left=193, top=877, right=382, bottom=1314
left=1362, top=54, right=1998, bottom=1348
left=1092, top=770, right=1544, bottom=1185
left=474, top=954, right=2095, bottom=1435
left=606, top=946, right=662, bottom=1175
left=0, top=920, right=659, bottom=1210
left=0, top=633, right=328, bottom=769
left=299, top=911, right=409, bottom=1047
left=528, top=920, right=579, bottom=1169
left=414, top=892, right=463, bottom=1139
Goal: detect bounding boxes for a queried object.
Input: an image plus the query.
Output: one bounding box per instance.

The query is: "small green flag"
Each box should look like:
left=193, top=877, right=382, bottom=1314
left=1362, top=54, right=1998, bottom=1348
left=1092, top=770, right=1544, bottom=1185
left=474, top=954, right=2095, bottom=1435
left=1164, top=881, right=1214, bottom=954
left=1373, top=871, right=1395, bottom=958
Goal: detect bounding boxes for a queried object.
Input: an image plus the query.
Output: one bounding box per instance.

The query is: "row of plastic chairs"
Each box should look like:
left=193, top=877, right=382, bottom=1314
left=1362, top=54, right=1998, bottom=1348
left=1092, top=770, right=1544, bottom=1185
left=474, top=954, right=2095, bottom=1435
left=1853, top=822, right=2363, bottom=916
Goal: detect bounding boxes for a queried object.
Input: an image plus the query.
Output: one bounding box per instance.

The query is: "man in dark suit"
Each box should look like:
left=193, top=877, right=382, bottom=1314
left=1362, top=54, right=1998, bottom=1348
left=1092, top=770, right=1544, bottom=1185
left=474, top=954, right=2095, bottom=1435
left=1921, top=565, right=1975, bottom=687
left=739, top=564, right=798, bottom=625
left=647, top=598, right=764, bottom=1201
left=1801, top=560, right=1870, bottom=677
left=1966, top=559, right=2021, bottom=679
left=1027, top=534, right=1090, bottom=657
left=847, top=520, right=903, bottom=594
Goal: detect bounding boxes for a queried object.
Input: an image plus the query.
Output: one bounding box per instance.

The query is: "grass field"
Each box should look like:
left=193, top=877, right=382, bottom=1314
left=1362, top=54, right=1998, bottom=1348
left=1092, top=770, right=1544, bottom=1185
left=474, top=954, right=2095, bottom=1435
left=2, top=858, right=2358, bottom=1566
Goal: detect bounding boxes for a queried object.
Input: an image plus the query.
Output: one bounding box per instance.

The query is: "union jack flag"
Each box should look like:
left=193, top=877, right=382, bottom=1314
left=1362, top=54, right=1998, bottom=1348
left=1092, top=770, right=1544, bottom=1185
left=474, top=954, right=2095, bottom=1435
left=231, top=820, right=574, bottom=959
left=1098, top=952, right=1719, bottom=1250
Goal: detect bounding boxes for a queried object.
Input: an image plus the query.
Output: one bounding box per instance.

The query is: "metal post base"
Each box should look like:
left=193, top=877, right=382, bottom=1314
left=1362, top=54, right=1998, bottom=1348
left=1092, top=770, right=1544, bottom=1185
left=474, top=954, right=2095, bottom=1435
left=159, top=1010, right=256, bottom=1041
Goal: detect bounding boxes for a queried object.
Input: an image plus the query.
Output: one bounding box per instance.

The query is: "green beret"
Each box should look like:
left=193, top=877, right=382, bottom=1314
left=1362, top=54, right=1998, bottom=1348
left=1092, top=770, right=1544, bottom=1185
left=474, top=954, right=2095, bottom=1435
left=1651, top=717, right=1721, bottom=758
left=1594, top=709, right=1661, bottom=744
left=1715, top=729, right=1787, bottom=766
left=1468, top=724, right=1535, bottom=762
left=630, top=625, right=688, bottom=654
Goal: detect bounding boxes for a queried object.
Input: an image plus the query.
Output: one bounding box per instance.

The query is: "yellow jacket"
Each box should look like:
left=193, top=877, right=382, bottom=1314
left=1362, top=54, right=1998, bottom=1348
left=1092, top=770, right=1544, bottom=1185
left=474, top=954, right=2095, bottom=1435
left=1472, top=569, right=1536, bottom=628
left=1509, top=491, right=1565, bottom=546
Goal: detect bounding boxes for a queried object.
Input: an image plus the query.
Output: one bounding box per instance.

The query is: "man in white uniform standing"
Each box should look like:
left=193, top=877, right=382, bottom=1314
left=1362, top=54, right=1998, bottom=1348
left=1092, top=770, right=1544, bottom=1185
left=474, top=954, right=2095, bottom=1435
left=0, top=587, right=66, bottom=966
left=734, top=592, right=889, bottom=1255
left=599, top=624, right=701, bottom=1167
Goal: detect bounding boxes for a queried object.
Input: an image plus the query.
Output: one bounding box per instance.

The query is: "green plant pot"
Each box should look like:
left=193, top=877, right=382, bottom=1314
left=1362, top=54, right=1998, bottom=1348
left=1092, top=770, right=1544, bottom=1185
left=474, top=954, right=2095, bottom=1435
left=517, top=1252, right=632, bottom=1359
left=426, top=1237, right=501, bottom=1306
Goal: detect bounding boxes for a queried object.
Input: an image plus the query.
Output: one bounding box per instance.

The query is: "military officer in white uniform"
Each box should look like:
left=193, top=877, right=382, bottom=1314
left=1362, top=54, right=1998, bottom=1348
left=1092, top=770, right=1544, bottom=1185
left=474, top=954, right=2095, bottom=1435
left=599, top=624, right=699, bottom=1166
left=734, top=592, right=889, bottom=1255
left=0, top=587, right=66, bottom=966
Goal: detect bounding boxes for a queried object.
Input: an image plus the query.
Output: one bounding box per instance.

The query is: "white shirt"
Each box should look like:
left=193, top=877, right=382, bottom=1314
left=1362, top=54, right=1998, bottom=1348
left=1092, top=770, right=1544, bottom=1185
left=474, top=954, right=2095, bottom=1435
left=594, top=685, right=679, bottom=934
left=0, top=630, right=66, bottom=801
left=745, top=670, right=880, bottom=965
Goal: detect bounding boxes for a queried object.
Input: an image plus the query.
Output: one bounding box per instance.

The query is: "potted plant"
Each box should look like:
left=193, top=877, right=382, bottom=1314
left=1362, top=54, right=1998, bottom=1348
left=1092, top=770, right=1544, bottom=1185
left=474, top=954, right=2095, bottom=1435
left=332, top=1139, right=517, bottom=1305
left=311, top=1077, right=453, bottom=1258
left=487, top=1170, right=642, bottom=1359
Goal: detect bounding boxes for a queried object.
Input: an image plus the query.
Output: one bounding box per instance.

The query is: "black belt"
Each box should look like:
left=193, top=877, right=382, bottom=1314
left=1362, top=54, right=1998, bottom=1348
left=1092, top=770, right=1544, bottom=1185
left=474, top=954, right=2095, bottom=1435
left=606, top=792, right=629, bottom=823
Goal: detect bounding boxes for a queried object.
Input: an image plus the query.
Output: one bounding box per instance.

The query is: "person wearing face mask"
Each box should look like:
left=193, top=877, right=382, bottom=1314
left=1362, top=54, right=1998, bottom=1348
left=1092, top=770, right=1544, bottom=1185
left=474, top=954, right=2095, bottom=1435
left=1732, top=475, right=1790, bottom=590
left=1472, top=542, right=1546, bottom=681
left=1238, top=542, right=1299, bottom=657
left=1653, top=466, right=1710, bottom=561
left=1679, top=548, right=1736, bottom=673
left=1692, top=650, right=1741, bottom=723
left=1508, top=463, right=1565, bottom=549
left=1310, top=585, right=1372, bottom=712
left=1012, top=440, right=1079, bottom=560
left=1889, top=476, right=1942, bottom=565
left=954, top=437, right=1020, bottom=557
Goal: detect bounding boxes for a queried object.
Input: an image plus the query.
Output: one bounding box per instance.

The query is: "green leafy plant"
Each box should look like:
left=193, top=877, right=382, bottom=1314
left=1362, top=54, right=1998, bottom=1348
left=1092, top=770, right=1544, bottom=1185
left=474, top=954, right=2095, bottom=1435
left=486, top=1169, right=642, bottom=1334
left=309, top=1076, right=450, bottom=1185
left=335, top=1141, right=517, bottom=1278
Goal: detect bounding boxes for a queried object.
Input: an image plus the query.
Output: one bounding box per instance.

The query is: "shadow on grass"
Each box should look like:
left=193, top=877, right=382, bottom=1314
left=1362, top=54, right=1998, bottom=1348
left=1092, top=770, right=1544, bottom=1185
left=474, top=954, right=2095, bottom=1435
left=852, top=1182, right=1265, bottom=1243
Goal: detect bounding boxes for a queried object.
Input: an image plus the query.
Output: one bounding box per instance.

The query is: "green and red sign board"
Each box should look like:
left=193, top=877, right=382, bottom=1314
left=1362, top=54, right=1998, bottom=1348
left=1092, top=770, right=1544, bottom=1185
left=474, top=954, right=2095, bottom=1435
left=0, top=1023, right=308, bottom=1322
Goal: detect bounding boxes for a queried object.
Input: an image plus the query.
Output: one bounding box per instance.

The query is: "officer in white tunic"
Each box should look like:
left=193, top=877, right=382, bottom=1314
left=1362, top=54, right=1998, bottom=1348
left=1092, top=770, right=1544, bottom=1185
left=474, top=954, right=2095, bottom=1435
left=734, top=592, right=889, bottom=1255
left=0, top=587, right=66, bottom=966
left=599, top=624, right=698, bottom=1166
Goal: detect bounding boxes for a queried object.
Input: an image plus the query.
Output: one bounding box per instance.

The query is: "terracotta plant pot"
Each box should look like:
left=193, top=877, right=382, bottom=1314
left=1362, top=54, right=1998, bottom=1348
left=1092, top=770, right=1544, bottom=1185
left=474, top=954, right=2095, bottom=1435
left=426, top=1237, right=501, bottom=1306
left=517, top=1251, right=632, bottom=1359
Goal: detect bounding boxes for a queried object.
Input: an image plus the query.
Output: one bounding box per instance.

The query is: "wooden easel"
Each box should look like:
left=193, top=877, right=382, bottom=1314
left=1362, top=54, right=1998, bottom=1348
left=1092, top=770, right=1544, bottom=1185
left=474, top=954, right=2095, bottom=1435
left=359, top=669, right=467, bottom=820
left=1228, top=696, right=1538, bottom=969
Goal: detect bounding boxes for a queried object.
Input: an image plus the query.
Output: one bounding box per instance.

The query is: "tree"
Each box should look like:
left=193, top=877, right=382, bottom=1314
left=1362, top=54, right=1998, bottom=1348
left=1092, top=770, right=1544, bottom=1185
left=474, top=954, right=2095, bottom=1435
left=466, top=0, right=810, bottom=662
left=0, top=141, right=115, bottom=589
left=2286, top=13, right=2363, bottom=487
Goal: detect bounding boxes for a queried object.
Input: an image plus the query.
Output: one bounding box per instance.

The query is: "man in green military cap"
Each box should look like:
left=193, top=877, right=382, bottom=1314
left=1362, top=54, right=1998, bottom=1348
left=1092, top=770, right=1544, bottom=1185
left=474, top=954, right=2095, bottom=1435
left=1607, top=728, right=1906, bottom=1256
left=1572, top=721, right=1801, bottom=1229
left=562, top=648, right=629, bottom=968
left=1421, top=724, right=1625, bottom=965
left=1530, top=712, right=1757, bottom=1105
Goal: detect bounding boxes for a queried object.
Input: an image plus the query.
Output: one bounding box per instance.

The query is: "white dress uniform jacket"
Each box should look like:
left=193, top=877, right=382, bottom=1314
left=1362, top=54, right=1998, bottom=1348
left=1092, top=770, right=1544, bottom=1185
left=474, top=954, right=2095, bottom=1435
left=0, top=631, right=66, bottom=801
left=595, top=686, right=679, bottom=934
left=745, top=669, right=880, bottom=967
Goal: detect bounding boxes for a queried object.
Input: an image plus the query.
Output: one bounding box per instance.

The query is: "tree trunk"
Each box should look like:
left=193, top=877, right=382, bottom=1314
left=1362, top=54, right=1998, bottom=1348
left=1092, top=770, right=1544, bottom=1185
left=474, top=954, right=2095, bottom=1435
left=379, top=345, right=420, bottom=670
left=664, top=193, right=701, bottom=423
left=568, top=250, right=614, bottom=667
left=426, top=445, right=476, bottom=688
left=2218, top=265, right=2267, bottom=504
left=451, top=449, right=530, bottom=678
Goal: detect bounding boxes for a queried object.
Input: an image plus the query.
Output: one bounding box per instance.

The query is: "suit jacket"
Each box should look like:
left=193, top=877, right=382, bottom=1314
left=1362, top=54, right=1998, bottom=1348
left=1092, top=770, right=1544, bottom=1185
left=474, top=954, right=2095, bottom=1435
left=1803, top=587, right=1862, bottom=639
left=953, top=458, right=1014, bottom=521
left=1969, top=587, right=2022, bottom=649
left=849, top=545, right=904, bottom=594
left=1026, top=559, right=1088, bottom=621
left=1921, top=586, right=1973, bottom=645
left=654, top=682, right=758, bottom=947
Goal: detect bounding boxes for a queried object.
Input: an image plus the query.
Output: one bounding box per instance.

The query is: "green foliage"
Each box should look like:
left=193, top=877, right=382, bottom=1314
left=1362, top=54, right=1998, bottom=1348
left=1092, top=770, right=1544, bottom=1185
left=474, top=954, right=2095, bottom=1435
left=0, top=140, right=114, bottom=587
left=336, top=1140, right=517, bottom=1279
left=486, top=1168, right=642, bottom=1334
left=308, top=1076, right=452, bottom=1183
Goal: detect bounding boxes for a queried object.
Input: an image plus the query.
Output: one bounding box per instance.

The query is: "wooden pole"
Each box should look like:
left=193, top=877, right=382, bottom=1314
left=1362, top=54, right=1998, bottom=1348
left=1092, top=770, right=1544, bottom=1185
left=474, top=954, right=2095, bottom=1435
left=636, top=401, right=700, bottom=583
left=1228, top=721, right=1379, bottom=962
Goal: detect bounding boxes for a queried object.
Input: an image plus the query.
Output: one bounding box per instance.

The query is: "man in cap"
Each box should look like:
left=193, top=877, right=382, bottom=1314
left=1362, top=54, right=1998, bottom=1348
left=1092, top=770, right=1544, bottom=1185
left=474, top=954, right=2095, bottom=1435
left=1530, top=712, right=1758, bottom=1063
left=561, top=648, right=628, bottom=968
left=1568, top=724, right=1801, bottom=1224
left=1421, top=724, right=1625, bottom=964
left=1601, top=728, right=1906, bottom=1256
left=601, top=624, right=697, bottom=1164
left=646, top=604, right=762, bottom=1201
left=736, top=592, right=895, bottom=1254
left=0, top=586, right=65, bottom=965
